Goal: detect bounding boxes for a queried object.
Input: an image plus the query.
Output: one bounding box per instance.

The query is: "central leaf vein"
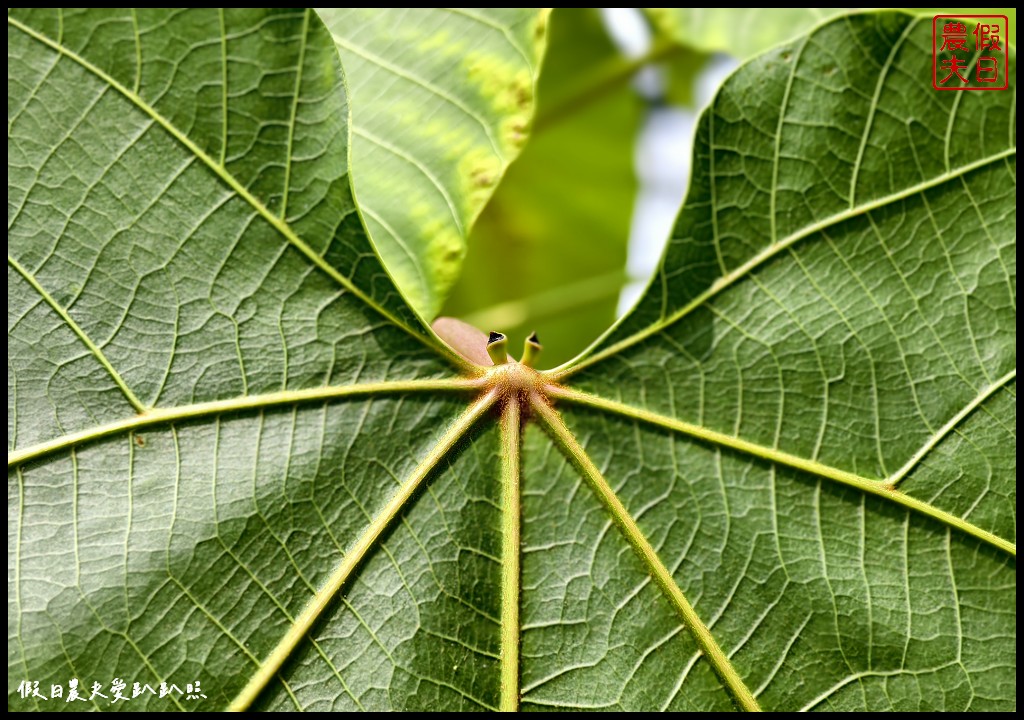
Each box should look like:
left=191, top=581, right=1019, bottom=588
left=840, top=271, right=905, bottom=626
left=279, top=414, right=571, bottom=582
left=531, top=394, right=762, bottom=712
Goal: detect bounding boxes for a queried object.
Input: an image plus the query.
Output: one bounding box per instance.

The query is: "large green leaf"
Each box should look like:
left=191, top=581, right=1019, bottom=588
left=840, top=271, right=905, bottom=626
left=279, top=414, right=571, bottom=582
left=316, top=8, right=546, bottom=319
left=8, top=8, right=1015, bottom=714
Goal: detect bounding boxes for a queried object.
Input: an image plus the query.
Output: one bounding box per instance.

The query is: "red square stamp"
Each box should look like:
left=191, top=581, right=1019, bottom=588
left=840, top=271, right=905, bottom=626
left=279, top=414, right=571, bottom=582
left=933, top=14, right=1009, bottom=90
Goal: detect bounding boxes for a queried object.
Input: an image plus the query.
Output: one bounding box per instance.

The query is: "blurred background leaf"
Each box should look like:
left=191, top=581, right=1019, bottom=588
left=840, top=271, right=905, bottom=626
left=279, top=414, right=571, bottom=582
left=442, top=8, right=645, bottom=366
left=645, top=8, right=844, bottom=57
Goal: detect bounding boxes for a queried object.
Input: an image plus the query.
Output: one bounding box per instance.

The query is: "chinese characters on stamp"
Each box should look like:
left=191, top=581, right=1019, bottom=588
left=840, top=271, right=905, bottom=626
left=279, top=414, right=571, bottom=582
left=933, top=14, right=1009, bottom=90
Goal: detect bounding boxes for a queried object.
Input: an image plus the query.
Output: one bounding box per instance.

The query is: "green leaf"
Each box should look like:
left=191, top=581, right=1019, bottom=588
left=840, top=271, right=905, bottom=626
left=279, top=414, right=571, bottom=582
left=647, top=8, right=846, bottom=59
left=316, top=8, right=546, bottom=319
left=8, top=8, right=1015, bottom=714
